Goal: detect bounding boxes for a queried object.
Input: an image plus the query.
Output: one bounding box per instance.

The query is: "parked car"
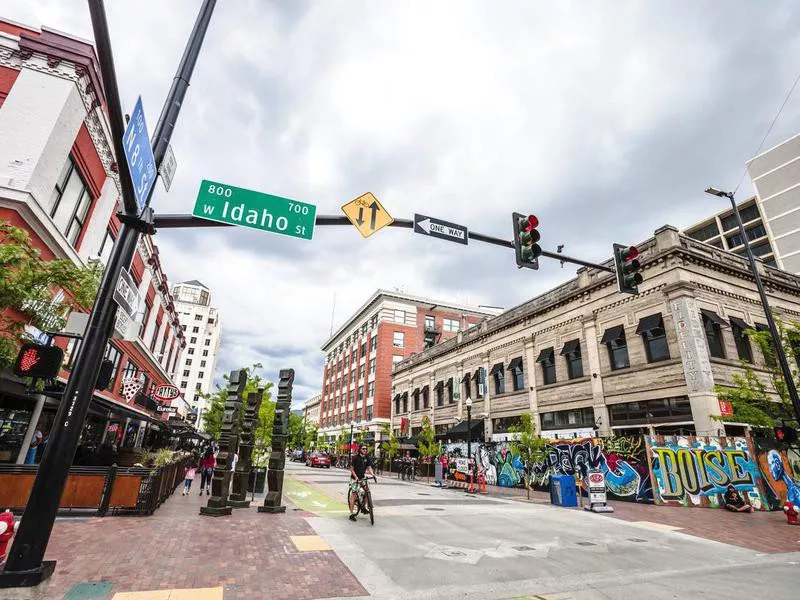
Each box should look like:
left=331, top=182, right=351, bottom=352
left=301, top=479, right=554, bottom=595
left=306, top=452, right=331, bottom=468
left=291, top=449, right=305, bottom=462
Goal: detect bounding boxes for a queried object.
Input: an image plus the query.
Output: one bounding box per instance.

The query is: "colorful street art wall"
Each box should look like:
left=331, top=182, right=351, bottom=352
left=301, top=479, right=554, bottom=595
left=753, top=439, right=800, bottom=511
left=442, top=436, right=653, bottom=503
left=440, top=434, right=800, bottom=510
left=645, top=435, right=765, bottom=509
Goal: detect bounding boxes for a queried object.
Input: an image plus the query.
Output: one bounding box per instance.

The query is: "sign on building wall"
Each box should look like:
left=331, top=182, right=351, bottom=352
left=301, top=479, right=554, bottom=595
left=669, top=297, right=714, bottom=393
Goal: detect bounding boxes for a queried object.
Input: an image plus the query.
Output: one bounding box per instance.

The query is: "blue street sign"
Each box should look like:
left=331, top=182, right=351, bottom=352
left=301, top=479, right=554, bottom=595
left=122, top=96, right=157, bottom=210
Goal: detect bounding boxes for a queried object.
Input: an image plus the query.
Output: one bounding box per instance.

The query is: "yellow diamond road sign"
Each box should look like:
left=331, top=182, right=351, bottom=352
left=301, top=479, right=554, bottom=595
left=341, top=192, right=393, bottom=238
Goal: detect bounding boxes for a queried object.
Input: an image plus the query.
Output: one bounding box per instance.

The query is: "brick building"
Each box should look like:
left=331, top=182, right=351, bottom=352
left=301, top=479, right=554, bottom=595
left=391, top=226, right=800, bottom=442
left=0, top=19, right=187, bottom=463
left=317, top=290, right=500, bottom=447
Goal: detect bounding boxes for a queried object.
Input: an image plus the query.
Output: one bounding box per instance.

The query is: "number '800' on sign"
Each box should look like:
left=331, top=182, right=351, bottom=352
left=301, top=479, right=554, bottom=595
left=192, top=179, right=316, bottom=240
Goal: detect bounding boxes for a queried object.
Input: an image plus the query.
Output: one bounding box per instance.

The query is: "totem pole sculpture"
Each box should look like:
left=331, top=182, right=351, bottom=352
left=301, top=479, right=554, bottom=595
left=228, top=386, right=264, bottom=508
left=259, top=369, right=293, bottom=513
left=200, top=369, right=245, bottom=517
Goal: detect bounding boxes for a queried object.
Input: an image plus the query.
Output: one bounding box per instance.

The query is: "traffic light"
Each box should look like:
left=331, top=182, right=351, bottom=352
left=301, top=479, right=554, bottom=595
left=613, top=243, right=643, bottom=294
left=512, top=212, right=542, bottom=270
left=774, top=425, right=798, bottom=443
left=12, top=343, right=64, bottom=379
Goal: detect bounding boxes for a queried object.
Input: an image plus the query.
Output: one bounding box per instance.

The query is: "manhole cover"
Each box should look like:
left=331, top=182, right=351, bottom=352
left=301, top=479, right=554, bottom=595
left=628, top=538, right=648, bottom=543
left=443, top=550, right=466, bottom=557
left=418, top=492, right=431, bottom=496
left=513, top=545, right=536, bottom=552
left=576, top=541, right=596, bottom=546
left=424, top=507, right=445, bottom=511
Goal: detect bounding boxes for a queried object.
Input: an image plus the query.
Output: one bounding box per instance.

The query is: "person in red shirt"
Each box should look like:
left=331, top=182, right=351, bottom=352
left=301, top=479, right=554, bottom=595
left=199, top=446, right=216, bottom=496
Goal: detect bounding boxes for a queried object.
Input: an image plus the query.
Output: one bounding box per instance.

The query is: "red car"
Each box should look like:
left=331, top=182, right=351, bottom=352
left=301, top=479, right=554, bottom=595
left=306, top=452, right=331, bottom=468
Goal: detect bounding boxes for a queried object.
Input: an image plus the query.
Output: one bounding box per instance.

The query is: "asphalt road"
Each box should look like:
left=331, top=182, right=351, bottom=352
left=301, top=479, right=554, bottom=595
left=285, top=461, right=800, bottom=600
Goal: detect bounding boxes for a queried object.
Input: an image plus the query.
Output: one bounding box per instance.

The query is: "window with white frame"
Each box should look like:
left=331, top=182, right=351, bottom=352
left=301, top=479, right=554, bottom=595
left=47, top=157, right=93, bottom=246
left=393, top=331, right=404, bottom=347
left=394, top=309, right=405, bottom=324
left=443, top=318, right=459, bottom=332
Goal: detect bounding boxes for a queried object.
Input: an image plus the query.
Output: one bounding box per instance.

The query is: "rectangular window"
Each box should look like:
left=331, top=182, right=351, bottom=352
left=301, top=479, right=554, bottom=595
left=730, top=317, right=753, bottom=363
left=637, top=314, right=670, bottom=363
left=368, top=382, right=374, bottom=397
left=700, top=309, right=727, bottom=359
left=443, top=318, right=459, bottom=332
left=186, top=359, right=192, bottom=365
left=509, top=357, right=524, bottom=391
left=361, top=322, right=368, bottom=335
left=188, top=348, right=194, bottom=355
left=392, top=355, right=403, bottom=363
left=183, top=369, right=190, bottom=377
left=357, top=388, right=363, bottom=402
left=190, top=337, right=197, bottom=344
left=394, top=309, right=405, bottom=324
left=425, top=315, right=435, bottom=331
left=369, top=358, right=376, bottom=374
left=360, top=342, right=367, bottom=356
left=192, top=326, right=199, bottom=333
left=200, top=360, right=206, bottom=367
left=422, top=386, right=430, bottom=408
left=537, top=348, right=556, bottom=385
left=393, top=331, right=404, bottom=347
left=195, top=382, right=202, bottom=390
left=348, top=390, right=354, bottom=402
left=402, top=394, right=408, bottom=413
left=202, top=350, right=208, bottom=357
left=447, top=378, right=455, bottom=403
left=601, top=325, right=630, bottom=370
left=371, top=333, right=377, bottom=352
left=198, top=371, right=204, bottom=379
left=370, top=314, right=378, bottom=328
left=195, top=314, right=203, bottom=321
left=359, top=365, right=365, bottom=379
left=436, top=382, right=444, bottom=406
left=48, top=157, right=93, bottom=245
left=561, top=340, right=583, bottom=379
left=475, top=368, right=485, bottom=398
left=97, top=228, right=115, bottom=265
left=204, top=339, right=210, bottom=346
left=413, top=390, right=420, bottom=411
left=140, top=302, right=152, bottom=339
left=180, top=381, right=187, bottom=389
left=394, top=395, right=401, bottom=414
left=540, top=407, right=595, bottom=430
left=490, top=363, right=505, bottom=394
left=366, top=406, right=373, bottom=421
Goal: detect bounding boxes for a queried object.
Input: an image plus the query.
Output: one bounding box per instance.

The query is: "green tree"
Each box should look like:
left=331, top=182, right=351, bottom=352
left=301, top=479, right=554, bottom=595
left=416, top=416, right=441, bottom=481
left=714, top=318, right=798, bottom=429
left=379, top=423, right=400, bottom=473
left=0, top=221, right=101, bottom=369
left=287, top=412, right=305, bottom=449
left=508, top=413, right=548, bottom=499
left=303, top=423, right=319, bottom=452
left=198, top=389, right=225, bottom=439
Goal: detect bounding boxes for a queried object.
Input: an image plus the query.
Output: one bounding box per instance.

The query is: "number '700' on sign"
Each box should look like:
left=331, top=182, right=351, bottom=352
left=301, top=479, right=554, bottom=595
left=192, top=179, right=316, bottom=240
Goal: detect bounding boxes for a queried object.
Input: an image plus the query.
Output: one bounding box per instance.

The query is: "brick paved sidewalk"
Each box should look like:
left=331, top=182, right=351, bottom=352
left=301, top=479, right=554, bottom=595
left=391, top=473, right=800, bottom=554
left=1, top=484, right=367, bottom=600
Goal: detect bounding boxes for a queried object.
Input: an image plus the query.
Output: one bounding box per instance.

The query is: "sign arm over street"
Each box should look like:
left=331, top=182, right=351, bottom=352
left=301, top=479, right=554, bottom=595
left=153, top=213, right=614, bottom=273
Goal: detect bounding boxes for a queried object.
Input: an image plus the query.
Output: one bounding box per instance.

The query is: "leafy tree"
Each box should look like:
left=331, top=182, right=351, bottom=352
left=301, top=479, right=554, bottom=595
left=417, top=416, right=441, bottom=481
left=198, top=389, right=225, bottom=439
left=335, top=426, right=349, bottom=456
left=379, top=422, right=400, bottom=473
left=303, top=423, right=319, bottom=452
left=0, top=221, right=101, bottom=369
left=508, top=413, right=548, bottom=499
left=714, top=318, right=798, bottom=429
left=287, top=412, right=305, bottom=449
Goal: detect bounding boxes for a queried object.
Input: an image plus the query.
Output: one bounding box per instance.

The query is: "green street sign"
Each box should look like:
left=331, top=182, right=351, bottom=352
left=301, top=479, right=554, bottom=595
left=193, top=179, right=316, bottom=240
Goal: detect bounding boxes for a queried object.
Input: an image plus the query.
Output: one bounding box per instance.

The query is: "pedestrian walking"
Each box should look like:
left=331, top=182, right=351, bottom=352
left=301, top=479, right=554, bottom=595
left=199, top=446, right=215, bottom=496
left=440, top=452, right=449, bottom=488
left=182, top=459, right=197, bottom=496
left=434, top=452, right=443, bottom=487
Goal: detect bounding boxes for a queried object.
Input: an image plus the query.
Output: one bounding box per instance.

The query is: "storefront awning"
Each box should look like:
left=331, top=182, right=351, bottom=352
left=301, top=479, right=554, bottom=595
left=700, top=309, right=728, bottom=327
left=600, top=325, right=625, bottom=344
left=635, top=313, right=663, bottom=334
left=507, top=357, right=523, bottom=371
left=536, top=348, right=554, bottom=363
left=444, top=419, right=483, bottom=440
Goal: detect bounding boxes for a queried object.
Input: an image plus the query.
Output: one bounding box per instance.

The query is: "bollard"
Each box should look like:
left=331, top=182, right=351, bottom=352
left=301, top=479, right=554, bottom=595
left=0, top=510, right=14, bottom=563
left=784, top=501, right=799, bottom=525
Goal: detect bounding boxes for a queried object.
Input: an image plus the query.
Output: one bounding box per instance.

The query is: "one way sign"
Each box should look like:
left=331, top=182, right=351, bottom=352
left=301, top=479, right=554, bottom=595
left=413, top=213, right=468, bottom=245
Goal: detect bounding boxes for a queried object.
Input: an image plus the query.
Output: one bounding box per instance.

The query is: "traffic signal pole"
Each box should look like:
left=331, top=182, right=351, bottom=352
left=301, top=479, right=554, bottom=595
left=0, top=0, right=216, bottom=587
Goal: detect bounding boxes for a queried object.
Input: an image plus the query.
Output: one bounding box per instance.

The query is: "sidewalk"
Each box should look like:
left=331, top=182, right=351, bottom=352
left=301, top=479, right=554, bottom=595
left=1, top=484, right=367, bottom=600
left=386, top=472, right=800, bottom=554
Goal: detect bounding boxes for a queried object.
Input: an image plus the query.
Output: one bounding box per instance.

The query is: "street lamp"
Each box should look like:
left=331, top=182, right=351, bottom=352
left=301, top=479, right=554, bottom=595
left=349, top=422, right=354, bottom=462
left=704, top=187, right=800, bottom=425
left=465, top=398, right=473, bottom=462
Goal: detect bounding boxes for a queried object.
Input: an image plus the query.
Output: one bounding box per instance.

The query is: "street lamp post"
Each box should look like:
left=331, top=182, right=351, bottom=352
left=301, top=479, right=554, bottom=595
left=465, top=398, right=473, bottom=462
left=349, top=423, right=354, bottom=462
left=705, top=187, right=800, bottom=425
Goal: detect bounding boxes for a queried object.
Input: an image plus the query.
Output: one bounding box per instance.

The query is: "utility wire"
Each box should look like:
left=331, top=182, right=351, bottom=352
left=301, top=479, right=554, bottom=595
left=734, top=70, right=800, bottom=195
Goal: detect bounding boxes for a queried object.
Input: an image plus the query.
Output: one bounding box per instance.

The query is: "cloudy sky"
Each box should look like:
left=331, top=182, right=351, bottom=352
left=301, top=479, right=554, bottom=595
left=6, top=0, right=800, bottom=406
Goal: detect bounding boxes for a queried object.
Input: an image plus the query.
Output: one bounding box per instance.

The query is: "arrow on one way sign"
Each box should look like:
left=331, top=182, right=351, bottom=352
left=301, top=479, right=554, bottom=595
left=414, top=213, right=469, bottom=245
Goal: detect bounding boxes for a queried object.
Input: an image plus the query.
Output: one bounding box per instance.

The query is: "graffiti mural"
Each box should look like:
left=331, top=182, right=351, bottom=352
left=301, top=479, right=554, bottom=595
left=443, top=436, right=652, bottom=502
left=646, top=436, right=764, bottom=509
left=754, top=439, right=800, bottom=510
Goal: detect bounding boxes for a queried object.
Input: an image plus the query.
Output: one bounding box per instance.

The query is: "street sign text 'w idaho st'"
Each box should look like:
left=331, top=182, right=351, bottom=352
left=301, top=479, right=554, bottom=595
left=193, top=180, right=316, bottom=240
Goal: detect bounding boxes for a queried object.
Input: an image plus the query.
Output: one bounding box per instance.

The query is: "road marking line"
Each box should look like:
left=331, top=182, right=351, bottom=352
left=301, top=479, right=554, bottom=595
left=632, top=520, right=684, bottom=531
left=291, top=534, right=332, bottom=552
left=112, top=588, right=223, bottom=600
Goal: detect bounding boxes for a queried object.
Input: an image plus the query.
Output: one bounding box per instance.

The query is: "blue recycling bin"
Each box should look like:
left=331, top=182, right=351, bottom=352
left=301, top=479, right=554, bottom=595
left=550, top=474, right=578, bottom=507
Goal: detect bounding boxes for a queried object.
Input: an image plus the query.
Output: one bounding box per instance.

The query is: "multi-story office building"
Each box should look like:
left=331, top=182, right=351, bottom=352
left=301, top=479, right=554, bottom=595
left=0, top=19, right=186, bottom=462
left=172, top=280, right=221, bottom=428
left=391, top=225, right=800, bottom=441
left=317, top=290, right=500, bottom=446
left=303, top=393, right=321, bottom=425
left=683, top=197, right=777, bottom=268
left=746, top=133, right=800, bottom=274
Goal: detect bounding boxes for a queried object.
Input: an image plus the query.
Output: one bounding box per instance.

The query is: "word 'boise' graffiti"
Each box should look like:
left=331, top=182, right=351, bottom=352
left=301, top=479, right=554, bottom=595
left=647, top=436, right=764, bottom=508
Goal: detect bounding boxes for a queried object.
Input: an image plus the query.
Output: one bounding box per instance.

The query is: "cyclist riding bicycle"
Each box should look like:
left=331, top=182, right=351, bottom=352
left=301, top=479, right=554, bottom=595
left=348, top=444, right=375, bottom=522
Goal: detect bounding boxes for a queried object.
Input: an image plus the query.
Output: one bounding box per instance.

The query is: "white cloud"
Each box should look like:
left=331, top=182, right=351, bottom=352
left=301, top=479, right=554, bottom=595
left=5, top=0, right=800, bottom=405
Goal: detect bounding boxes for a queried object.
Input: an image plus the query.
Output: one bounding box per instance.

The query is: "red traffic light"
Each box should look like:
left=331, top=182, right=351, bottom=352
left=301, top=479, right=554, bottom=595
left=524, top=215, right=539, bottom=231
left=623, top=246, right=639, bottom=261
left=12, top=343, right=64, bottom=379
left=775, top=426, right=798, bottom=443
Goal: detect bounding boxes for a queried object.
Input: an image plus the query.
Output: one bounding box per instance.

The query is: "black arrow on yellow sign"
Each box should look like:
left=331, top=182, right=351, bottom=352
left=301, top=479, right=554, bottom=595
left=355, top=201, right=379, bottom=229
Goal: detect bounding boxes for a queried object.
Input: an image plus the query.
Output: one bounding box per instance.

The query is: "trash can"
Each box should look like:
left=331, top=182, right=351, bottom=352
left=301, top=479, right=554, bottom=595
left=248, top=468, right=267, bottom=493
left=550, top=474, right=578, bottom=507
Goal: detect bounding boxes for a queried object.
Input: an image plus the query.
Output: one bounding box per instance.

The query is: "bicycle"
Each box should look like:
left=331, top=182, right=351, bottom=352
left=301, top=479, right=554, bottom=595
left=349, top=475, right=376, bottom=525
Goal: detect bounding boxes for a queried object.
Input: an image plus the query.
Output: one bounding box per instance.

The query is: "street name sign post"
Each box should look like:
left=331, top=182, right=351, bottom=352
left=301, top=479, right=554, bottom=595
left=159, top=144, right=177, bottom=192
left=193, top=180, right=316, bottom=240
left=341, top=192, right=393, bottom=238
left=112, top=267, right=139, bottom=319
left=122, top=96, right=157, bottom=210
left=414, top=213, right=468, bottom=245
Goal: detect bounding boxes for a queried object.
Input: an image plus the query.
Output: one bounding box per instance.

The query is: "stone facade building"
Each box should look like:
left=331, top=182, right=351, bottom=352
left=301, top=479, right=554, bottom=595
left=391, top=226, right=800, bottom=441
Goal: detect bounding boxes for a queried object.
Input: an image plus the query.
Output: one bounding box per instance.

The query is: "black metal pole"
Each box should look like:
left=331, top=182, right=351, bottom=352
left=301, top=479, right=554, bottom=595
left=349, top=423, right=354, bottom=462
left=0, top=0, right=216, bottom=587
left=726, top=193, right=800, bottom=424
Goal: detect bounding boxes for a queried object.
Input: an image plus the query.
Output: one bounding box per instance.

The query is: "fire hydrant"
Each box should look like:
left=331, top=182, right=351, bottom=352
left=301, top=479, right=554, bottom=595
left=784, top=501, right=799, bottom=525
left=0, top=510, right=14, bottom=563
